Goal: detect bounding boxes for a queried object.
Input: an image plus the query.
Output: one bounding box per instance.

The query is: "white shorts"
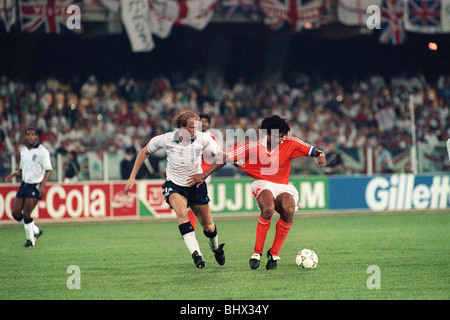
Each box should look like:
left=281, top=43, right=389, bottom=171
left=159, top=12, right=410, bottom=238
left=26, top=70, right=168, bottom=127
left=251, top=180, right=300, bottom=211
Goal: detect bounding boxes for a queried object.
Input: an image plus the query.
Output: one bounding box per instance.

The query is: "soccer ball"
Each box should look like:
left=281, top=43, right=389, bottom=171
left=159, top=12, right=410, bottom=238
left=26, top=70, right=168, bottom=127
left=296, top=249, right=318, bottom=269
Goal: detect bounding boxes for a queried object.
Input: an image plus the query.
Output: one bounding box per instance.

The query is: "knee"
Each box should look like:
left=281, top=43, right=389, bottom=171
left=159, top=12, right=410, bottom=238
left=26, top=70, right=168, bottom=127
left=260, top=203, right=275, bottom=219
left=280, top=204, right=295, bottom=223
left=12, top=210, right=22, bottom=221
left=203, top=221, right=215, bottom=233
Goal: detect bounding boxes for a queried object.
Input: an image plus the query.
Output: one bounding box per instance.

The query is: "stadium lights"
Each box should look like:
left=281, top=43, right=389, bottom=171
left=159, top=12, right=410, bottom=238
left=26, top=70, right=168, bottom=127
left=428, top=42, right=438, bottom=51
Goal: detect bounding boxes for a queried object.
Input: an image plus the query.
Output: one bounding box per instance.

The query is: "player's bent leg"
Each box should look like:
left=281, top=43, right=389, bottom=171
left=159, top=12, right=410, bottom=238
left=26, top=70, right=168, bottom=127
left=191, top=204, right=225, bottom=266
left=11, top=197, right=25, bottom=223
left=266, top=193, right=295, bottom=269
left=168, top=193, right=190, bottom=224
left=190, top=204, right=215, bottom=232
left=22, top=198, right=39, bottom=247
left=257, top=190, right=276, bottom=220
left=275, top=193, right=296, bottom=223
left=169, top=194, right=205, bottom=268
left=250, top=190, right=276, bottom=269
left=24, top=197, right=43, bottom=243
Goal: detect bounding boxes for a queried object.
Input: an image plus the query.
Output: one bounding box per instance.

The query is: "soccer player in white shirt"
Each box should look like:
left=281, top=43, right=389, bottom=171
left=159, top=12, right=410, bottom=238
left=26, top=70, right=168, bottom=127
left=124, top=110, right=226, bottom=268
left=5, top=127, right=52, bottom=247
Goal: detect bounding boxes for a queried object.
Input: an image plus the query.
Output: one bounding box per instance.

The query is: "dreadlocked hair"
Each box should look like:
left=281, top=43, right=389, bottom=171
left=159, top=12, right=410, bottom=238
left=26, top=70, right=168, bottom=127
left=260, top=115, right=290, bottom=136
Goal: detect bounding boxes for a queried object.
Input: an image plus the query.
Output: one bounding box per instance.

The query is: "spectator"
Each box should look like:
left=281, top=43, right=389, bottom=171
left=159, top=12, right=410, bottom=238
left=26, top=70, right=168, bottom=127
left=120, top=146, right=152, bottom=180
left=64, top=150, right=80, bottom=182
left=80, top=75, right=98, bottom=99
left=376, top=142, right=394, bottom=174
left=0, top=71, right=447, bottom=180
left=324, top=137, right=344, bottom=175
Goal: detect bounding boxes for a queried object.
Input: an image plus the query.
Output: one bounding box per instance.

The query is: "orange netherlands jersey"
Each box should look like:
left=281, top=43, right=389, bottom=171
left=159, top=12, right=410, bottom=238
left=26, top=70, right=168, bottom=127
left=227, top=136, right=316, bottom=184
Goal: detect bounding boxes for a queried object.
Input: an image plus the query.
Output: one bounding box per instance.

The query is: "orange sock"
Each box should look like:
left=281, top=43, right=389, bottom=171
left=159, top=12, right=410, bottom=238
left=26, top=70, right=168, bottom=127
left=254, top=216, right=271, bottom=254
left=270, top=219, right=293, bottom=256
left=187, top=209, right=197, bottom=230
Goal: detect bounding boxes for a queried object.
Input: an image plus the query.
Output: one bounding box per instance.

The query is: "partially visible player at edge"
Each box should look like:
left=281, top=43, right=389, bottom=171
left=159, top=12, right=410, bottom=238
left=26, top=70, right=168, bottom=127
left=188, top=115, right=326, bottom=270
left=124, top=110, right=226, bottom=269
left=5, top=127, right=52, bottom=247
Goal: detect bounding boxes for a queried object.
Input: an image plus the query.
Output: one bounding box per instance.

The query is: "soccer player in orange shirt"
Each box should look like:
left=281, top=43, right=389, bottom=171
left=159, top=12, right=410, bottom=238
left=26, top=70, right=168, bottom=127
left=188, top=115, right=326, bottom=270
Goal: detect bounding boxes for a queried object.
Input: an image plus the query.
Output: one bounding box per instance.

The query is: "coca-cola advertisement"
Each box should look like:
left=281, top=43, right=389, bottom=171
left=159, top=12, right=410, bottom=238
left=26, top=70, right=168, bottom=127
left=0, top=182, right=137, bottom=221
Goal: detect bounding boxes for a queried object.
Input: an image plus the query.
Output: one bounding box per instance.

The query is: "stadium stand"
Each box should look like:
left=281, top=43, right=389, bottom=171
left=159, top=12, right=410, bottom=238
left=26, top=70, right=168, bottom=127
left=1, top=71, right=449, bottom=180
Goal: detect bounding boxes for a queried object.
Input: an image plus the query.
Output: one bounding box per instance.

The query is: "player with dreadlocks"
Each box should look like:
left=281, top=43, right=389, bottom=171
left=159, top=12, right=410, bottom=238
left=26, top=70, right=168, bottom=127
left=188, top=115, right=326, bottom=270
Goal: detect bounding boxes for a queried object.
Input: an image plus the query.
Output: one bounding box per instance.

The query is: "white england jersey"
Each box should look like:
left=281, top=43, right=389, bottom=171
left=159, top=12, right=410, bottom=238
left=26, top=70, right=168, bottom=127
left=147, top=130, right=221, bottom=187
left=20, top=144, right=53, bottom=184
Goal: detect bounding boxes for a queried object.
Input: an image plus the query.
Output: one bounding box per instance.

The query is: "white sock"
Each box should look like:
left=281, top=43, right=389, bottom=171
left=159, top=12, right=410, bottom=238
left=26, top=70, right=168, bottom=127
left=24, top=220, right=35, bottom=244
left=208, top=235, right=219, bottom=251
left=19, top=218, right=39, bottom=234
left=182, top=231, right=202, bottom=256
left=204, top=226, right=219, bottom=251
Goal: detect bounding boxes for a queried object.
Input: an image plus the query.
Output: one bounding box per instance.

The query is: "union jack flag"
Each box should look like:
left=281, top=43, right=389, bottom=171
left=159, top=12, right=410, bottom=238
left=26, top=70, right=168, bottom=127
left=221, top=0, right=257, bottom=19
left=407, top=0, right=441, bottom=27
left=19, top=0, right=81, bottom=33
left=404, top=0, right=450, bottom=33
left=379, top=0, right=405, bottom=45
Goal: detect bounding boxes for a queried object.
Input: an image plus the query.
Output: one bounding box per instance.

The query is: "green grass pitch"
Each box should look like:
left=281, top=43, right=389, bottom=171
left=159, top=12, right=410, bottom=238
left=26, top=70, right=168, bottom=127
left=0, top=212, right=448, bottom=300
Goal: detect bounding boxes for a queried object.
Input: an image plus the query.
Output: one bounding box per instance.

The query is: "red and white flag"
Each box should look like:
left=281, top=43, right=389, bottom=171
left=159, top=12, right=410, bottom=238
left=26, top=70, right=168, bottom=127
left=260, top=0, right=327, bottom=31
left=122, top=0, right=217, bottom=52
left=1, top=0, right=18, bottom=31
left=149, top=0, right=216, bottom=39
left=337, top=0, right=382, bottom=25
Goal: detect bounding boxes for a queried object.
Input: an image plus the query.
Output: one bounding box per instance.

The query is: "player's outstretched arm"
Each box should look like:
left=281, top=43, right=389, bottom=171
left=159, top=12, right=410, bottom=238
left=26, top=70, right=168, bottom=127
left=124, top=147, right=150, bottom=195
left=187, top=151, right=228, bottom=187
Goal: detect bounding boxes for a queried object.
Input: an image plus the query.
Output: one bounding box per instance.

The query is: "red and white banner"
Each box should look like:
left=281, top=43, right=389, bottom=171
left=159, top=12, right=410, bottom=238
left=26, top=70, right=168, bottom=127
left=337, top=0, right=382, bottom=25
left=0, top=0, right=17, bottom=32
left=260, top=0, right=327, bottom=30
left=121, top=0, right=217, bottom=52
left=149, top=0, right=216, bottom=38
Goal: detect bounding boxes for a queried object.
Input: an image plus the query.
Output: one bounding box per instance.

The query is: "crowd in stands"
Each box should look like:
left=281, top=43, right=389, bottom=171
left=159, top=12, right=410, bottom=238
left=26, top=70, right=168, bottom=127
left=0, top=71, right=449, bottom=162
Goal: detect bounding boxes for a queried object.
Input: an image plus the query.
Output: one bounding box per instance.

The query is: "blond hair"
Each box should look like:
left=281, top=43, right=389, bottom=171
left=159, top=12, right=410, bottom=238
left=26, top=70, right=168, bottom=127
left=172, top=110, right=200, bottom=128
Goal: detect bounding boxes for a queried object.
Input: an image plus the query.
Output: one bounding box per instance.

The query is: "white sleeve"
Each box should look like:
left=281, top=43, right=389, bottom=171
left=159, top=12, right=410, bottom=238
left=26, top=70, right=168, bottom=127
left=203, top=134, right=220, bottom=158
left=19, top=149, right=24, bottom=170
left=42, top=148, right=53, bottom=171
left=147, top=134, right=167, bottom=153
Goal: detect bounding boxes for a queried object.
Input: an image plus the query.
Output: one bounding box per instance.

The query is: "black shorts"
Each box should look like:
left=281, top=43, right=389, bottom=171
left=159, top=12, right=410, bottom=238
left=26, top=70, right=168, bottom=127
left=16, top=182, right=42, bottom=200
left=162, top=180, right=210, bottom=208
